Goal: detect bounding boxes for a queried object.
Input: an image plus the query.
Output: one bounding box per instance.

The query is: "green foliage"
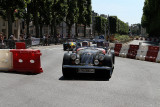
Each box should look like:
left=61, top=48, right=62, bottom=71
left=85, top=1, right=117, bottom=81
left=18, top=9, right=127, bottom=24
left=141, top=0, right=160, bottom=37
left=109, top=16, right=117, bottom=34
left=117, top=19, right=129, bottom=35
left=114, top=34, right=131, bottom=43
left=0, top=0, right=92, bottom=38
left=66, top=0, right=78, bottom=36
left=0, top=0, right=25, bottom=36
left=95, top=16, right=102, bottom=34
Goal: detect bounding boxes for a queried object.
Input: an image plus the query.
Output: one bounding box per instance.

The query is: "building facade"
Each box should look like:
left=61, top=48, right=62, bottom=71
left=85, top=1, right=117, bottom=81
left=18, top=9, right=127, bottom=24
left=0, top=17, right=23, bottom=39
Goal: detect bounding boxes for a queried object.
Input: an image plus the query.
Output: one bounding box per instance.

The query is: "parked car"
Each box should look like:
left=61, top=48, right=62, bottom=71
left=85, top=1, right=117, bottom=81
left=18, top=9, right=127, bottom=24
left=62, top=40, right=115, bottom=79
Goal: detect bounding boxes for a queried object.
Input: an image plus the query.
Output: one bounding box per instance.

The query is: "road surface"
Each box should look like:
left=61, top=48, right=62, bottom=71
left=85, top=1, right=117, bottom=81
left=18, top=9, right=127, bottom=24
left=0, top=45, right=159, bottom=107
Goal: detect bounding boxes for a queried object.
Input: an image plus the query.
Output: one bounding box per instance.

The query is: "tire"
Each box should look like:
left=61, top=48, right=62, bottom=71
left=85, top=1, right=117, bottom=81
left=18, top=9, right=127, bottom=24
left=62, top=53, right=76, bottom=78
left=95, top=69, right=111, bottom=79
left=111, top=50, right=115, bottom=64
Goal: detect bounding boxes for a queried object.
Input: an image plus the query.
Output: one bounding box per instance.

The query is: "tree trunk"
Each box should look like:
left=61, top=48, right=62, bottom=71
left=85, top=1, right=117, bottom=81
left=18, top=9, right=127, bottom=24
left=53, top=18, right=57, bottom=45
left=8, top=13, right=12, bottom=38
left=26, top=20, right=29, bottom=36
left=68, top=24, right=72, bottom=38
left=51, top=24, right=53, bottom=36
left=33, top=1, right=39, bottom=38
left=40, top=24, right=43, bottom=38
left=75, top=23, right=78, bottom=37
left=84, top=25, right=86, bottom=37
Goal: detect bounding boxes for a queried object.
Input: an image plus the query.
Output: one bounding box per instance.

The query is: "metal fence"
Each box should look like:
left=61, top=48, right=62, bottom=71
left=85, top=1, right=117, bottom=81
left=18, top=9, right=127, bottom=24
left=0, top=38, right=65, bottom=49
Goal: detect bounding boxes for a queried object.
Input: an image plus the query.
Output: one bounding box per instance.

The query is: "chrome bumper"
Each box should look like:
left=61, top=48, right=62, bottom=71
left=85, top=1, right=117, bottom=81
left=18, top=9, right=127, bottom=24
left=63, top=65, right=112, bottom=70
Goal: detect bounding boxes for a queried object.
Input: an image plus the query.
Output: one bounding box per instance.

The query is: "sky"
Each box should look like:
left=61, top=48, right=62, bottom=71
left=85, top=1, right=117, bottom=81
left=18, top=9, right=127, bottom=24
left=92, top=0, right=145, bottom=25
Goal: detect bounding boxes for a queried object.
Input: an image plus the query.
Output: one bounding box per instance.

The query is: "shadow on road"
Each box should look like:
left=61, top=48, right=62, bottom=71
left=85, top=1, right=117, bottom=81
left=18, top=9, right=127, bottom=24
left=0, top=71, right=39, bottom=75
left=59, top=74, right=109, bottom=81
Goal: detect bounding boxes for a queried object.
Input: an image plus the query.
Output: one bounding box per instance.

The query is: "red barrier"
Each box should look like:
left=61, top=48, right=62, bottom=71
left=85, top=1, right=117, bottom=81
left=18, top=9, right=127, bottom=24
left=10, top=49, right=43, bottom=73
left=145, top=46, right=159, bottom=62
left=114, top=44, right=122, bottom=56
left=16, top=42, right=26, bottom=49
left=127, top=45, right=139, bottom=59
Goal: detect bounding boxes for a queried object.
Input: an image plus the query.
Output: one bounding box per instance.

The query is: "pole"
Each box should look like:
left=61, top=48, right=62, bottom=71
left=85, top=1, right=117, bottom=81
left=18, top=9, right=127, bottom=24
left=105, top=23, right=106, bottom=42
left=108, top=14, right=110, bottom=42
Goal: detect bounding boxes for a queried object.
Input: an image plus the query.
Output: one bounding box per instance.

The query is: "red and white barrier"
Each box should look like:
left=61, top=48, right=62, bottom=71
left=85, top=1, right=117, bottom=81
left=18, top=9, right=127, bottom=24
left=0, top=50, right=13, bottom=71
left=127, top=45, right=139, bottom=59
left=109, top=43, right=115, bottom=49
left=145, top=46, right=159, bottom=62
left=0, top=49, right=43, bottom=74
left=109, top=43, right=160, bottom=63
left=136, top=46, right=148, bottom=61
left=156, top=51, right=160, bottom=63
left=114, top=44, right=122, bottom=56
left=134, top=37, right=160, bottom=42
left=119, top=45, right=129, bottom=58
left=0, top=42, right=43, bottom=74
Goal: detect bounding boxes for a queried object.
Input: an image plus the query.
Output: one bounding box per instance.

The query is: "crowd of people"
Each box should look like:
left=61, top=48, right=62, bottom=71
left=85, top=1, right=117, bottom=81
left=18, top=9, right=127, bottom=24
left=0, top=32, right=66, bottom=48
left=0, top=32, right=7, bottom=47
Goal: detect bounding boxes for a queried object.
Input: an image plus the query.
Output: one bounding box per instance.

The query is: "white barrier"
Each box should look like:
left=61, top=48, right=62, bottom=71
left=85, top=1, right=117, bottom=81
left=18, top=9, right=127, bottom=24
left=156, top=51, right=160, bottom=63
left=109, top=43, right=115, bottom=49
left=136, top=46, right=148, bottom=61
left=119, top=45, right=129, bottom=58
left=31, top=37, right=40, bottom=46
left=0, top=50, right=13, bottom=70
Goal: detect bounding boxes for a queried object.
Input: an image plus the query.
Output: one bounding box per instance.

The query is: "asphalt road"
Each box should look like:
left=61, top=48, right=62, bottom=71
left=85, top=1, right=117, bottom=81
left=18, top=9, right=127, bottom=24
left=129, top=40, right=160, bottom=46
left=0, top=45, right=160, bottom=107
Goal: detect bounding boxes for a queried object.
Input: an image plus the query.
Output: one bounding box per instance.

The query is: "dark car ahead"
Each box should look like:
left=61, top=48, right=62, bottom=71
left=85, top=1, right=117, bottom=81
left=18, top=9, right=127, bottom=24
left=62, top=40, right=115, bottom=80
left=63, top=39, right=76, bottom=51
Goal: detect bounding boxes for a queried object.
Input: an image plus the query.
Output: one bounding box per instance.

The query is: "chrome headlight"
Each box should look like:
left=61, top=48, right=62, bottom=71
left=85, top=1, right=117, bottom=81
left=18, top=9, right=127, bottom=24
left=94, top=60, right=99, bottom=65
left=75, top=59, right=80, bottom=64
left=71, top=53, right=76, bottom=60
left=98, top=54, right=105, bottom=61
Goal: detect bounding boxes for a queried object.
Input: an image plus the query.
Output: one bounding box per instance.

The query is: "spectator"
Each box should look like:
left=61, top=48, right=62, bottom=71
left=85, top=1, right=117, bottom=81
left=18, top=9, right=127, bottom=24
left=20, top=34, right=24, bottom=40
left=44, top=34, right=49, bottom=46
left=0, top=32, right=2, bottom=41
left=0, top=33, right=5, bottom=47
left=26, top=34, right=31, bottom=39
left=10, top=34, right=14, bottom=40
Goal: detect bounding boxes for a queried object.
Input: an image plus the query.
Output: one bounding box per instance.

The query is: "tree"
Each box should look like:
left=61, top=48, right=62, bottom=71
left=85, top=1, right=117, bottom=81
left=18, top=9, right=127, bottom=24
left=84, top=0, right=92, bottom=37
left=22, top=0, right=32, bottom=36
left=109, top=16, right=117, bottom=34
left=65, top=0, right=78, bottom=38
left=30, top=0, right=40, bottom=38
left=51, top=0, right=68, bottom=43
left=77, top=0, right=92, bottom=37
left=141, top=0, right=160, bottom=37
left=95, top=16, right=107, bottom=35
left=0, top=0, right=25, bottom=37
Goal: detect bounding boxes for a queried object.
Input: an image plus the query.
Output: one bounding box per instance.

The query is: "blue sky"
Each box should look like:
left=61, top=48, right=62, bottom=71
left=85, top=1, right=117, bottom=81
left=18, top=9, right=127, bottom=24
left=92, top=0, right=145, bottom=25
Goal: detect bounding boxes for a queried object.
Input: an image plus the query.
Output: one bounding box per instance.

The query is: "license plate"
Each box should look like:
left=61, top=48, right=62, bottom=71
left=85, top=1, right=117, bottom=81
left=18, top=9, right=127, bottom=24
left=78, top=69, right=95, bottom=73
